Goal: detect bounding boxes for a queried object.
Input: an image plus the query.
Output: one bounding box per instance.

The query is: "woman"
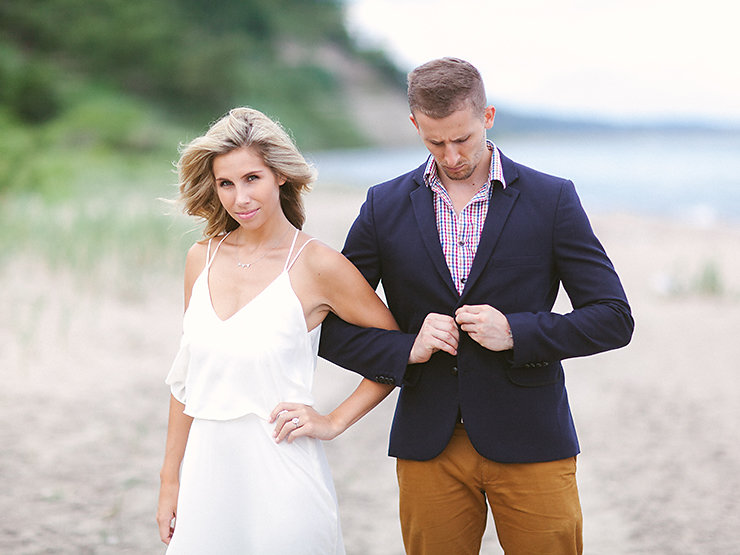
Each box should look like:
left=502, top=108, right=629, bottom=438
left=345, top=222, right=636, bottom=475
left=156, top=107, right=397, bottom=554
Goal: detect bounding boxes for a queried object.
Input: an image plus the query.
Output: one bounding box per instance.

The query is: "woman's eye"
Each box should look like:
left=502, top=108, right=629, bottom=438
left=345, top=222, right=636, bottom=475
left=218, top=180, right=233, bottom=187
left=246, top=175, right=258, bottom=182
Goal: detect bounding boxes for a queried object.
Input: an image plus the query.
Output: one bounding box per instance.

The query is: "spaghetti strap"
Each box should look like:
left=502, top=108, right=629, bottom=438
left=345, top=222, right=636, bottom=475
left=206, top=232, right=232, bottom=269
left=205, top=238, right=213, bottom=267
left=286, top=236, right=317, bottom=272
left=283, top=229, right=301, bottom=271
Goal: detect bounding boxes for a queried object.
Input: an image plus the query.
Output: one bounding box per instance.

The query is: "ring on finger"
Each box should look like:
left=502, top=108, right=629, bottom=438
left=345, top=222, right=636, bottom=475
left=291, top=417, right=300, bottom=428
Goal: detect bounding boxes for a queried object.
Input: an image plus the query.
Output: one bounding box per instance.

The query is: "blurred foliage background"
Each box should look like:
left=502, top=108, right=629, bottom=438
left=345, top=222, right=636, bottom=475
left=0, top=0, right=405, bottom=282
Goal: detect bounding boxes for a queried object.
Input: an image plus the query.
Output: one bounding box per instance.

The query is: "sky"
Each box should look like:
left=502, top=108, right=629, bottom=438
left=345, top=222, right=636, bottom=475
left=345, top=0, right=740, bottom=126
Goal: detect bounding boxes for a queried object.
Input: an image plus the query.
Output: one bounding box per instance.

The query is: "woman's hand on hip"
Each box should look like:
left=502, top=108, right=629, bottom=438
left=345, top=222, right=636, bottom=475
left=270, top=402, right=342, bottom=443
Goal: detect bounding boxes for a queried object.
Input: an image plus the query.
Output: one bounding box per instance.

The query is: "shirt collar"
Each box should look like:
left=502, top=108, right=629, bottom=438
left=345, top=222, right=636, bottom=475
left=423, top=139, right=506, bottom=192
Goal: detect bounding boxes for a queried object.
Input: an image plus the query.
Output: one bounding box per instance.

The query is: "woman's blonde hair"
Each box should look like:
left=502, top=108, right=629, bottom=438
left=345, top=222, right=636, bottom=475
left=177, top=107, right=315, bottom=237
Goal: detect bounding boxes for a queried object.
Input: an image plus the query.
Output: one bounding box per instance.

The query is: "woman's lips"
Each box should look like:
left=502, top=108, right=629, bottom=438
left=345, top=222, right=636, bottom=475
left=235, top=208, right=259, bottom=220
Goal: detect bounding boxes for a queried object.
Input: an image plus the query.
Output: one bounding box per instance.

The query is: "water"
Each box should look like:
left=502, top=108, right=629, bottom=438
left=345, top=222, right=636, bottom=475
left=308, top=129, right=740, bottom=225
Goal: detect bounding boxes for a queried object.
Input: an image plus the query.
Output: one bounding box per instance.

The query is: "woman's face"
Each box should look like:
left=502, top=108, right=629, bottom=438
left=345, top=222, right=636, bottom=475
left=212, top=146, right=285, bottom=230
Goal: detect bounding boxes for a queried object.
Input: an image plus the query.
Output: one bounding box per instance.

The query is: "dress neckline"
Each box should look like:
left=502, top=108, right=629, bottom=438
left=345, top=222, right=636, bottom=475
left=202, top=269, right=320, bottom=336
left=203, top=228, right=300, bottom=322
left=206, top=269, right=288, bottom=323
left=198, top=229, right=320, bottom=332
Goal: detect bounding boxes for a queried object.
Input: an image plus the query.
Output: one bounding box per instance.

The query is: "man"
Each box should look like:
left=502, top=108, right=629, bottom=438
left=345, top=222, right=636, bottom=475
left=319, top=57, right=634, bottom=554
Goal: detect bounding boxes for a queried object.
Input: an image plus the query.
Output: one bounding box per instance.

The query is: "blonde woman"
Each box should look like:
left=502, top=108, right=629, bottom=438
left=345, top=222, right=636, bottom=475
left=156, top=107, right=397, bottom=554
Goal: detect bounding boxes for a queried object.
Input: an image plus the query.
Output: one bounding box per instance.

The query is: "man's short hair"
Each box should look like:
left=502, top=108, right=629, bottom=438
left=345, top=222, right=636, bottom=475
left=407, top=57, right=487, bottom=119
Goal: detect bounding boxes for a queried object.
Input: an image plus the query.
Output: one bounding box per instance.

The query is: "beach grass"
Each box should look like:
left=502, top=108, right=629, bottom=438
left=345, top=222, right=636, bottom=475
left=0, top=90, right=203, bottom=294
left=0, top=155, right=199, bottom=296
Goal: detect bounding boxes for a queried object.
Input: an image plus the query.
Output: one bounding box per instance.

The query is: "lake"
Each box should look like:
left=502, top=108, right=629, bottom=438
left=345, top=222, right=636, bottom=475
left=308, top=129, right=740, bottom=225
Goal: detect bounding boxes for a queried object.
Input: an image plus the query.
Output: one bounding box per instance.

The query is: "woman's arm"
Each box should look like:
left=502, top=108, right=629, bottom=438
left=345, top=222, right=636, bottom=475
left=272, top=244, right=398, bottom=443
left=155, top=242, right=205, bottom=543
left=303, top=241, right=398, bottom=332
left=319, top=187, right=417, bottom=385
left=156, top=395, right=193, bottom=544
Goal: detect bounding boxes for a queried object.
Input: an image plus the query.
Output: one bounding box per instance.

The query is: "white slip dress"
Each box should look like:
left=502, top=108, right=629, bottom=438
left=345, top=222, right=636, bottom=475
left=165, top=230, right=345, bottom=555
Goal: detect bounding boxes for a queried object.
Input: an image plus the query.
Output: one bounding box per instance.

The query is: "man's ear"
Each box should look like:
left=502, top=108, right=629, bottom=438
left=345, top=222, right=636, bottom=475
left=409, top=113, right=420, bottom=132
left=483, top=106, right=496, bottom=130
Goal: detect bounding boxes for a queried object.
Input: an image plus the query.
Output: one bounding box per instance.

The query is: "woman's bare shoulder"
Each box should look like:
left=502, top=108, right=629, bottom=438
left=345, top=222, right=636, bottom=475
left=186, top=239, right=209, bottom=263
left=295, top=233, right=348, bottom=272
left=184, top=237, right=218, bottom=281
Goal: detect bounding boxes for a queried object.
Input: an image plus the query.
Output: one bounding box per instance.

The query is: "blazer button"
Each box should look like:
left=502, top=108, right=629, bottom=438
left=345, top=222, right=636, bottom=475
left=451, top=366, right=458, bottom=376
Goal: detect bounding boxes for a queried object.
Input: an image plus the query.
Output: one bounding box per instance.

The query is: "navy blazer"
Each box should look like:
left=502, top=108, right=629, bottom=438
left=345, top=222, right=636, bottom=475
left=319, top=151, right=634, bottom=463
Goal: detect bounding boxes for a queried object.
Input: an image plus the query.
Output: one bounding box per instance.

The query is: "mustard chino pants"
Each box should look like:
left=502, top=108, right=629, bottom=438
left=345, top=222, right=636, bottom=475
left=397, top=424, right=583, bottom=555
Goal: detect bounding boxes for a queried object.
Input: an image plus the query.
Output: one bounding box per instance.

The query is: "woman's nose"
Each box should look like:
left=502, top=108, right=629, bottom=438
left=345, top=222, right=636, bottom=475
left=235, top=184, right=251, bottom=204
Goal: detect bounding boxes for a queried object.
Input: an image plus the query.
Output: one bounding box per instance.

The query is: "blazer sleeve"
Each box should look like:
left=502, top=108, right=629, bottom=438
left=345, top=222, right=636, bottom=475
left=506, top=180, right=634, bottom=367
left=319, top=187, right=417, bottom=387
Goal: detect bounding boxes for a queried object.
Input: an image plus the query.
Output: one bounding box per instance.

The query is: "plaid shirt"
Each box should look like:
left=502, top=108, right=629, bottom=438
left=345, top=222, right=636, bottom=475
left=423, top=140, right=506, bottom=294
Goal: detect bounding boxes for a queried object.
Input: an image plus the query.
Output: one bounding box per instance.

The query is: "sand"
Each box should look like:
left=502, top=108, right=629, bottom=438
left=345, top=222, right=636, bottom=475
left=2, top=185, right=740, bottom=554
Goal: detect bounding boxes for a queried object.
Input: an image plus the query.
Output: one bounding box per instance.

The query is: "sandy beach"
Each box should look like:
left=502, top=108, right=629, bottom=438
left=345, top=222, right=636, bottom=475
left=2, top=184, right=740, bottom=554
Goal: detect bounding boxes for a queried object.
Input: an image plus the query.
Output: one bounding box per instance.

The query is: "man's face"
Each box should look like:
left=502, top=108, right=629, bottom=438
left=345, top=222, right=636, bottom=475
left=411, top=105, right=495, bottom=182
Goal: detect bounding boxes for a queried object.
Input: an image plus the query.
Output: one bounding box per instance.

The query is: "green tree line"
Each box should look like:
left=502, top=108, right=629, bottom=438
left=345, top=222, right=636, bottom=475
left=2, top=0, right=357, bottom=118
left=0, top=0, right=404, bottom=175
left=0, top=0, right=405, bottom=197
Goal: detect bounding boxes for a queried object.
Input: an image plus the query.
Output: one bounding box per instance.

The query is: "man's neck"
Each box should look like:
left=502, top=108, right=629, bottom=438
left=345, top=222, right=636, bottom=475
left=437, top=149, right=492, bottom=213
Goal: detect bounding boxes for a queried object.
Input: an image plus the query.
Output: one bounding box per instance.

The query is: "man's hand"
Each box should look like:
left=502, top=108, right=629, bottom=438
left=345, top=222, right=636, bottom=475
left=455, top=304, right=513, bottom=351
left=408, top=313, right=459, bottom=364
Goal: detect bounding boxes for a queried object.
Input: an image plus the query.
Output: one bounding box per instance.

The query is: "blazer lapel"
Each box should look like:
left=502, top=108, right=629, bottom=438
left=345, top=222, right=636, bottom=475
left=409, top=176, right=459, bottom=297
left=459, top=152, right=520, bottom=302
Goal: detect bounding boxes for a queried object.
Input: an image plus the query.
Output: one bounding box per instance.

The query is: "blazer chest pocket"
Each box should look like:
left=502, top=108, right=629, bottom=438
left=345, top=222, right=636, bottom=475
left=506, top=363, right=562, bottom=387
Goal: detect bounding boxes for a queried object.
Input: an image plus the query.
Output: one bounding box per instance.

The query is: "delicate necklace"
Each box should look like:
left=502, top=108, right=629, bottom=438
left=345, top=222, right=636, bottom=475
left=235, top=228, right=292, bottom=269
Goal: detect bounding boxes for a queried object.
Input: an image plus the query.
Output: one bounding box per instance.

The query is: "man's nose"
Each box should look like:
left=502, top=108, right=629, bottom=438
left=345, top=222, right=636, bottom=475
left=444, top=145, right=461, bottom=166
